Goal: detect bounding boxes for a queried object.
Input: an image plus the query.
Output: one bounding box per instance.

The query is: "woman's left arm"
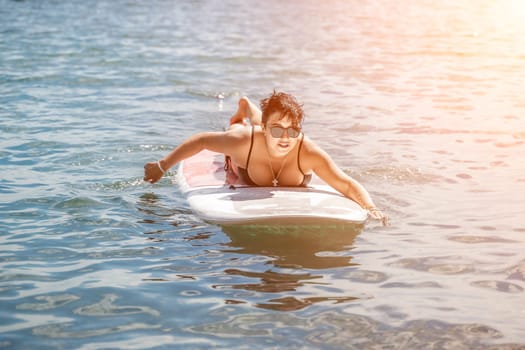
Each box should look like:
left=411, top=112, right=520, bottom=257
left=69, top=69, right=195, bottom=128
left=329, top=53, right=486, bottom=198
left=304, top=139, right=388, bottom=225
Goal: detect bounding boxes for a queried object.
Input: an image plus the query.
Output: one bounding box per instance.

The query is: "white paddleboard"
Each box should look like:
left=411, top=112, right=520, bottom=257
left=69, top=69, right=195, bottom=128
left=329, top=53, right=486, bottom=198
left=177, top=150, right=367, bottom=225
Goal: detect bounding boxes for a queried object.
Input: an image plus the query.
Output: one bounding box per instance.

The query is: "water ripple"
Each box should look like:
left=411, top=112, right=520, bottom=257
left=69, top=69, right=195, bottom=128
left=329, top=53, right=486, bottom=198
left=74, top=294, right=159, bottom=317
left=32, top=322, right=161, bottom=339
left=16, top=294, right=80, bottom=311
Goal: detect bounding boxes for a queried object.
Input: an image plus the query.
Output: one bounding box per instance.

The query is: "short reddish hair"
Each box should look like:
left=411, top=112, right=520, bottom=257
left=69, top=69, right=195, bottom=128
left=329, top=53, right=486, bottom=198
left=260, top=91, right=304, bottom=129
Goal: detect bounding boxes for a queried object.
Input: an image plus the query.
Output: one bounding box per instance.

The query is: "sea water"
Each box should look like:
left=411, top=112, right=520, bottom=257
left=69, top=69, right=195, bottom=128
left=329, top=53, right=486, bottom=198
left=1, top=0, right=524, bottom=348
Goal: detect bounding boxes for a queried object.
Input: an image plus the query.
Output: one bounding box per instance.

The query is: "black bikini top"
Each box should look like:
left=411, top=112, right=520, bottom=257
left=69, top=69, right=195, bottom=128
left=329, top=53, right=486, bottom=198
left=237, top=126, right=312, bottom=187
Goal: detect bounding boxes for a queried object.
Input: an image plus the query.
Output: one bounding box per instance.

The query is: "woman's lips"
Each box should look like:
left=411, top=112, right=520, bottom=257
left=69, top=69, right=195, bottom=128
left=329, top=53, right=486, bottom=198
left=278, top=142, right=290, bottom=150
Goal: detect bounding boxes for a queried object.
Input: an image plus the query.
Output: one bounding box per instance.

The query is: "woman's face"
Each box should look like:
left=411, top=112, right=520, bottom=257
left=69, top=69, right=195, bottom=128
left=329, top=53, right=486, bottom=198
left=263, top=112, right=301, bottom=158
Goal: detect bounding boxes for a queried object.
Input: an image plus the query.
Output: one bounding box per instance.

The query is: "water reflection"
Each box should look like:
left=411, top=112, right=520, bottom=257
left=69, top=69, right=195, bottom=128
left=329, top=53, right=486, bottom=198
left=221, top=224, right=362, bottom=269
left=218, top=224, right=363, bottom=311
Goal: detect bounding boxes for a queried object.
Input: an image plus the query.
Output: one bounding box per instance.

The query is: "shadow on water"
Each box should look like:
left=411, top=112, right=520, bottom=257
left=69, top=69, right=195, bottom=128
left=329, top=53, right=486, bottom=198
left=221, top=223, right=363, bottom=269
left=217, top=223, right=364, bottom=311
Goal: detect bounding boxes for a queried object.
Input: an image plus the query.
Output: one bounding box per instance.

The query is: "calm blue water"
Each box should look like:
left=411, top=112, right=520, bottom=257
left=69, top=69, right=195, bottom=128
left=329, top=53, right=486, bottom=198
left=1, top=0, right=525, bottom=348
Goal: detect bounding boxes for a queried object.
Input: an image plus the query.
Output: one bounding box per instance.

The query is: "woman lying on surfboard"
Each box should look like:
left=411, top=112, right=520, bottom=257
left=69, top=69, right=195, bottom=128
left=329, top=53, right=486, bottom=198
left=144, top=91, right=387, bottom=224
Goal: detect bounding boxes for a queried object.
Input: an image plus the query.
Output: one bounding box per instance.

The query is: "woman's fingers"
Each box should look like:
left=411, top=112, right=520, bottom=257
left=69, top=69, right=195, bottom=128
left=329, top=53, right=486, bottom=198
left=143, top=162, right=161, bottom=183
left=368, top=208, right=389, bottom=226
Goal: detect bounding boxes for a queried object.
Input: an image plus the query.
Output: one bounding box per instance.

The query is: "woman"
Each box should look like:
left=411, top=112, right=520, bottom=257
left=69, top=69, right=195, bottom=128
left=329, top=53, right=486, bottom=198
left=144, top=91, right=387, bottom=224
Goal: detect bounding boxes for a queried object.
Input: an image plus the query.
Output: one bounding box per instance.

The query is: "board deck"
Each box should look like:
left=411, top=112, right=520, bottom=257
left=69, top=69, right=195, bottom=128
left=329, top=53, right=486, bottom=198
left=177, top=150, right=367, bottom=225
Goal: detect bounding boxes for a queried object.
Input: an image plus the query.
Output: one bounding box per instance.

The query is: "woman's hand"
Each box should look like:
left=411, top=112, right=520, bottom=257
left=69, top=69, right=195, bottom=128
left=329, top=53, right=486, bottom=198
left=367, top=207, right=389, bottom=226
left=143, top=161, right=166, bottom=184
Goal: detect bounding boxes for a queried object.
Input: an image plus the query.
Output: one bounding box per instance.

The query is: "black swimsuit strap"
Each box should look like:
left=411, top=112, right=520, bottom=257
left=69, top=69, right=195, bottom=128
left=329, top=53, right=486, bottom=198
left=297, top=133, right=306, bottom=177
left=245, top=126, right=255, bottom=169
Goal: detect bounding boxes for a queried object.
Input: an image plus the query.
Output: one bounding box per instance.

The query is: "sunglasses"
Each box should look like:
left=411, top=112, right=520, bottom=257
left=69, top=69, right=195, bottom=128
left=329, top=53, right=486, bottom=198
left=268, top=126, right=301, bottom=138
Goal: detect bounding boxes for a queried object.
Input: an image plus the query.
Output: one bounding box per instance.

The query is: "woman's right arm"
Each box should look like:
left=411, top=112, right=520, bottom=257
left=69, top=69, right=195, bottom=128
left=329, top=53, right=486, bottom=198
left=143, top=130, right=242, bottom=184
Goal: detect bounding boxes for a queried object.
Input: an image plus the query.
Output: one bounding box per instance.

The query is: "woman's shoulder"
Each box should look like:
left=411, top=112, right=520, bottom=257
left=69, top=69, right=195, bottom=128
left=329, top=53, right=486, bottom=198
left=299, top=135, right=333, bottom=166
left=225, top=125, right=254, bottom=139
left=300, top=135, right=324, bottom=154
left=222, top=125, right=261, bottom=150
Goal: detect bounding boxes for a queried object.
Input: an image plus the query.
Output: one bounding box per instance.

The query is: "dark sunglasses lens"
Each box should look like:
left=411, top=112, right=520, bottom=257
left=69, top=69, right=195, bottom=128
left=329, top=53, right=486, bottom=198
left=270, top=127, right=284, bottom=138
left=269, top=127, right=301, bottom=138
left=288, top=128, right=300, bottom=138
